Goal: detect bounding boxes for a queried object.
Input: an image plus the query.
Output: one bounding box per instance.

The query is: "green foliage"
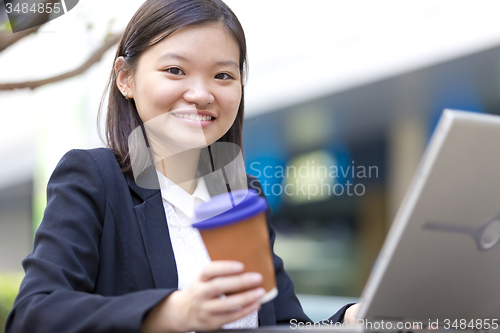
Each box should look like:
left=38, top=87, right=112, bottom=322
left=0, top=272, right=24, bottom=333
left=0, top=19, right=12, bottom=33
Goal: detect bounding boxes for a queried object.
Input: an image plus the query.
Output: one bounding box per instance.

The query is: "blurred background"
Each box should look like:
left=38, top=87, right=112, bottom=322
left=1, top=0, right=500, bottom=325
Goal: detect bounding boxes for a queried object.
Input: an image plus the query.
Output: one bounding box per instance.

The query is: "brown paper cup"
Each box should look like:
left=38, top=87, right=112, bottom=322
left=193, top=189, right=278, bottom=303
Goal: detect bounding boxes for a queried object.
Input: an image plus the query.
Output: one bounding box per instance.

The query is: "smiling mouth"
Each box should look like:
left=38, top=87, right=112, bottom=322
left=171, top=113, right=215, bottom=121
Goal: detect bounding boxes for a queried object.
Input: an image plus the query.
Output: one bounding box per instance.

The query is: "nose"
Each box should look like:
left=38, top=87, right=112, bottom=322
left=183, top=79, right=215, bottom=107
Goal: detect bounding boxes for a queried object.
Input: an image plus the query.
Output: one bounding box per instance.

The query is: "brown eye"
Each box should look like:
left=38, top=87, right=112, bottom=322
left=166, top=67, right=185, bottom=75
left=215, top=73, right=233, bottom=80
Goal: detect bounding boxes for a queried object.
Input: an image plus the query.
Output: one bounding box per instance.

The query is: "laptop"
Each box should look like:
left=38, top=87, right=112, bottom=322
left=357, top=109, right=500, bottom=326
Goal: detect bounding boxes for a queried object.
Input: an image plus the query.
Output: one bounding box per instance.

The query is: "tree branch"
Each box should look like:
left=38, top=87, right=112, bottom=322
left=0, top=33, right=122, bottom=91
left=0, top=0, right=62, bottom=52
left=0, top=25, right=42, bottom=53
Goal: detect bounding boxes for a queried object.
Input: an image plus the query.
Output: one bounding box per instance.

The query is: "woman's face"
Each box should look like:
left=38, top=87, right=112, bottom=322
left=120, top=23, right=242, bottom=154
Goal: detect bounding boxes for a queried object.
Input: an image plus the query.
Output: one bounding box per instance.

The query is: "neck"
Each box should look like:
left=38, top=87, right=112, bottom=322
left=154, top=148, right=201, bottom=195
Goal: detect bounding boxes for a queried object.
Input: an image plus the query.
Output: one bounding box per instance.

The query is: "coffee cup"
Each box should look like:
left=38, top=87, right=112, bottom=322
left=192, top=189, right=278, bottom=303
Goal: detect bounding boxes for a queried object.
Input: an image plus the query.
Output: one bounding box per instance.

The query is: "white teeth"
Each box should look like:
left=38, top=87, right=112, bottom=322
left=172, top=113, right=214, bottom=121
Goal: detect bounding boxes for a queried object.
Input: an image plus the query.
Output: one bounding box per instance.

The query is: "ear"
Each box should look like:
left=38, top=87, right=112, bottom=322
left=115, top=56, right=134, bottom=99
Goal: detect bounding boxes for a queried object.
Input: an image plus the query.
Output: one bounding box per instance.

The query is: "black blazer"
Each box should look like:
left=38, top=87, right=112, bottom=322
left=6, top=148, right=352, bottom=333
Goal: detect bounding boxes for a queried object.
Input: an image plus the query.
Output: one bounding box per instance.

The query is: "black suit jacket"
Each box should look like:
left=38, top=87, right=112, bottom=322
left=6, top=148, right=352, bottom=333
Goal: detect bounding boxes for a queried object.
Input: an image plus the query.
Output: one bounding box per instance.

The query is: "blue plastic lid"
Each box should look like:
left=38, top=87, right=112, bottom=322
left=192, top=189, right=267, bottom=230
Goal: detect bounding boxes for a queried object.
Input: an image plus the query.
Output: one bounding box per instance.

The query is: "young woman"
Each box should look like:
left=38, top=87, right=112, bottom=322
left=6, top=1, right=358, bottom=332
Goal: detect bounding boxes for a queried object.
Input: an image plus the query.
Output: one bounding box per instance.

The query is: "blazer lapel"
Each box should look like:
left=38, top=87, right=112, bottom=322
left=127, top=170, right=179, bottom=289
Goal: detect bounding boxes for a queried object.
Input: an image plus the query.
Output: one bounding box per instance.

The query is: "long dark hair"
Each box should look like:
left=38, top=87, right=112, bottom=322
left=97, top=0, right=247, bottom=175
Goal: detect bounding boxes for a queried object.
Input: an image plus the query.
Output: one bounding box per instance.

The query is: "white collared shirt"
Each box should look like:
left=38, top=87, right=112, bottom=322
left=156, top=171, right=258, bottom=329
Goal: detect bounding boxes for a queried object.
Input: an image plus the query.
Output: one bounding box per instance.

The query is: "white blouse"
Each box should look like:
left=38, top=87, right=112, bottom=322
left=156, top=171, right=258, bottom=329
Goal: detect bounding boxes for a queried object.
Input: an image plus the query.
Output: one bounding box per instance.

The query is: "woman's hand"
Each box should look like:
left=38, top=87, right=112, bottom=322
left=343, top=303, right=361, bottom=326
left=141, top=261, right=265, bottom=333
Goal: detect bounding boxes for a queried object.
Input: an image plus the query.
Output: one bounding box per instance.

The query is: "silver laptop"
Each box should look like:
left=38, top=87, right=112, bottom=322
left=357, top=109, right=500, bottom=325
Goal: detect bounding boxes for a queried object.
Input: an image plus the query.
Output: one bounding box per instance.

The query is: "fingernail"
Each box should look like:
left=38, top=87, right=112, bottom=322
left=249, top=273, right=262, bottom=282
left=233, top=262, right=244, bottom=270
left=255, top=288, right=266, bottom=297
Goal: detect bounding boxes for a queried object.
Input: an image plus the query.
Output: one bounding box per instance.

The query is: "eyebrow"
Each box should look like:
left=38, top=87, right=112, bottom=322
left=157, top=53, right=239, bottom=69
